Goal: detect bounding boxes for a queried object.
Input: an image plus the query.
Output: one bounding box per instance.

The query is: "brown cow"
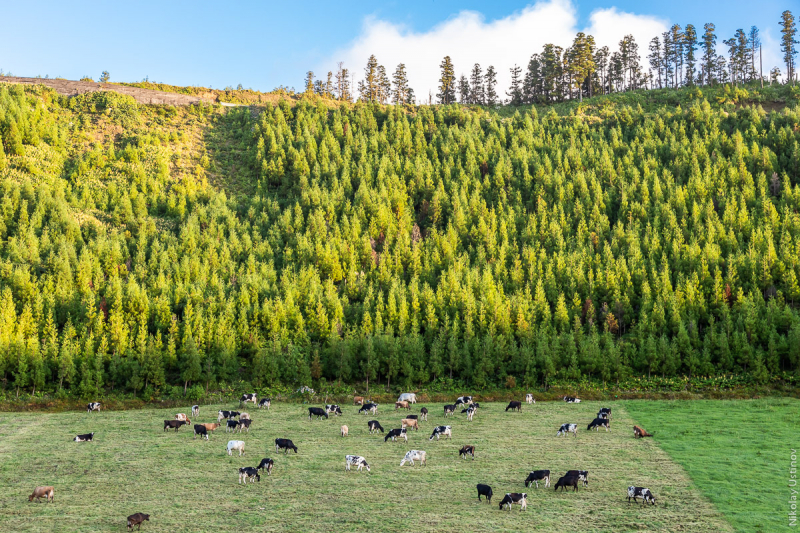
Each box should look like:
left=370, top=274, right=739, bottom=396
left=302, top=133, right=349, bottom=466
left=353, top=396, right=365, bottom=405
left=395, top=401, right=411, bottom=410
left=341, top=425, right=349, bottom=437
left=633, top=425, right=653, bottom=438
left=28, top=486, right=54, bottom=503
left=127, top=513, right=150, bottom=530
left=401, top=418, right=419, bottom=431
left=199, top=423, right=220, bottom=432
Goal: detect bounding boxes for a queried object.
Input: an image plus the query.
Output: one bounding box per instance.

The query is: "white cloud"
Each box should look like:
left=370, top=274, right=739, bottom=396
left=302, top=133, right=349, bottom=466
left=319, top=0, right=670, bottom=101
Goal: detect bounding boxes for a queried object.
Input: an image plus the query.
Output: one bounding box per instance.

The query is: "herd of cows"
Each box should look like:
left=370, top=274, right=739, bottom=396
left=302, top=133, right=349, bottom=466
left=29, top=393, right=659, bottom=529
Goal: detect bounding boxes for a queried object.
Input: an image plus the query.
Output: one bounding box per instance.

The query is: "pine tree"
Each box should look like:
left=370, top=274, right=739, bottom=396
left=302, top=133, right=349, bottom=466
left=180, top=333, right=201, bottom=393
left=361, top=55, right=380, bottom=102
left=570, top=32, right=596, bottom=100
left=0, top=133, right=6, bottom=171
left=469, top=63, right=484, bottom=104
left=684, top=24, right=698, bottom=85
left=392, top=64, right=410, bottom=105
left=649, top=36, right=663, bottom=88
left=780, top=10, right=797, bottom=84
left=748, top=26, right=762, bottom=85
left=506, top=65, right=523, bottom=105
left=437, top=56, right=456, bottom=104
left=458, top=74, right=470, bottom=104
left=304, top=71, right=315, bottom=94
left=702, top=23, right=718, bottom=85
left=484, top=65, right=498, bottom=105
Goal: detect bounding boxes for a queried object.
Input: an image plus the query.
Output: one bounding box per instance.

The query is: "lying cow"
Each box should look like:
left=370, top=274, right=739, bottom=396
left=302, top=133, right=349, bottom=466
left=420, top=407, right=429, bottom=421
left=258, top=398, right=271, bottom=409
left=29, top=486, right=54, bottom=503
left=226, top=440, right=245, bottom=456
left=164, top=420, right=188, bottom=432
left=526, top=394, right=535, bottom=404
left=238, top=466, right=260, bottom=484
left=385, top=428, right=408, bottom=443
left=401, top=418, right=419, bottom=431
left=525, top=470, right=550, bottom=488
left=397, top=393, right=417, bottom=404
left=86, top=402, right=101, bottom=413
left=563, top=396, right=581, bottom=403
left=634, top=425, right=653, bottom=438
left=359, top=403, right=378, bottom=415
left=429, top=425, right=452, bottom=441
left=499, top=493, right=527, bottom=511
left=565, top=470, right=589, bottom=486
left=345, top=455, right=371, bottom=472
left=400, top=449, right=427, bottom=467
left=73, top=432, right=94, bottom=442
left=308, top=407, right=329, bottom=420
left=627, top=486, right=657, bottom=505
left=476, top=484, right=493, bottom=502
left=556, top=423, right=578, bottom=437
left=367, top=420, right=384, bottom=434
left=127, top=513, right=149, bottom=530
left=239, top=393, right=257, bottom=406
left=256, top=458, right=274, bottom=475
left=587, top=418, right=610, bottom=432
left=325, top=404, right=343, bottom=416
left=505, top=401, right=522, bottom=412
left=193, top=424, right=209, bottom=440
left=275, top=438, right=298, bottom=454
left=554, top=475, right=580, bottom=492
left=459, top=445, right=476, bottom=460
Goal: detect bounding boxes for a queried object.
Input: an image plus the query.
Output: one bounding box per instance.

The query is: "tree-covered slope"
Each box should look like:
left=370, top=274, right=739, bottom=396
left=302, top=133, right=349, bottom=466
left=1, top=81, right=799, bottom=398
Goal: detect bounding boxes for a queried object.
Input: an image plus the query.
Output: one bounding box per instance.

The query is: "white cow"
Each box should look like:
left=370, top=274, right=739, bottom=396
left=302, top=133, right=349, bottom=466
left=345, top=455, right=370, bottom=472
left=397, top=393, right=417, bottom=404
left=400, top=450, right=427, bottom=467
left=191, top=405, right=199, bottom=417
left=226, top=440, right=246, bottom=456
left=526, top=394, right=535, bottom=404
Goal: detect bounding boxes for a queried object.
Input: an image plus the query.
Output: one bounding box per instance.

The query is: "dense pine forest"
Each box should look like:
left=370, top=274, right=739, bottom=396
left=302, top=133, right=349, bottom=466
left=1, top=75, right=800, bottom=400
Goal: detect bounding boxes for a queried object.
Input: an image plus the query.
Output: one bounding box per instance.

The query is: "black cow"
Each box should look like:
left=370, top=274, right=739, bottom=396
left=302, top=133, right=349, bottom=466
left=164, top=420, right=188, bottom=432
left=226, top=419, right=239, bottom=432
left=325, top=404, right=343, bottom=416
left=368, top=420, right=384, bottom=434
left=193, top=424, right=209, bottom=440
left=275, top=438, right=298, bottom=454
left=598, top=407, right=612, bottom=419
left=443, top=404, right=456, bottom=417
left=308, top=407, right=329, bottom=420
left=237, top=419, right=252, bottom=433
left=127, top=513, right=149, bottom=530
left=420, top=407, right=429, bottom=421
left=498, top=493, right=527, bottom=511
left=525, top=470, right=551, bottom=488
left=86, top=402, right=101, bottom=413
left=476, top=484, right=493, bottom=502
left=73, top=432, right=94, bottom=442
left=384, top=428, right=407, bottom=443
left=256, top=458, right=274, bottom=475
left=459, top=445, right=476, bottom=459
left=359, top=403, right=378, bottom=415
left=505, top=401, right=522, bottom=412
left=627, top=486, right=656, bottom=505
left=405, top=414, right=418, bottom=420
left=565, top=470, right=589, bottom=486
left=587, top=418, right=610, bottom=432
left=554, top=475, right=580, bottom=492
left=258, top=398, right=271, bottom=409
left=238, top=466, right=260, bottom=484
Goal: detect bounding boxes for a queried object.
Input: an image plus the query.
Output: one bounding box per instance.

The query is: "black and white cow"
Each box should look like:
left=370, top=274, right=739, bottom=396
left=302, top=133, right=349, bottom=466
left=420, top=407, right=429, bottom=421
left=525, top=470, right=551, bottom=488
left=275, top=438, right=298, bottom=454
left=345, top=455, right=370, bottom=472
left=526, top=394, right=535, bottom=404
left=239, top=393, right=257, bottom=406
left=598, top=407, right=612, bottom=420
left=429, top=425, right=452, bottom=441
left=459, top=445, right=476, bottom=459
left=476, top=484, right=493, bottom=502
left=554, top=475, right=580, bottom=492
left=587, top=418, right=610, bottom=432
left=256, top=458, right=274, bottom=475
left=238, top=466, right=260, bottom=484
left=384, top=428, right=408, bottom=443
left=455, top=396, right=473, bottom=406
left=73, top=432, right=94, bottom=442
left=462, top=405, right=477, bottom=421
left=218, top=410, right=239, bottom=422
left=627, top=486, right=656, bottom=505
left=325, top=404, right=343, bottom=416
left=193, top=424, right=209, bottom=440
left=226, top=419, right=239, bottom=432
left=565, top=470, right=589, bottom=486
left=367, top=420, right=384, bottom=434
left=308, top=407, right=329, bottom=420
left=164, top=419, right=188, bottom=432
left=236, top=419, right=252, bottom=433
left=258, top=398, right=272, bottom=410
left=443, top=405, right=456, bottom=417
left=498, top=493, right=527, bottom=511
left=191, top=405, right=199, bottom=417
left=563, top=396, right=581, bottom=403
left=505, top=401, right=522, bottom=412
left=359, top=403, right=378, bottom=415
left=86, top=402, right=101, bottom=413
left=556, top=423, right=578, bottom=437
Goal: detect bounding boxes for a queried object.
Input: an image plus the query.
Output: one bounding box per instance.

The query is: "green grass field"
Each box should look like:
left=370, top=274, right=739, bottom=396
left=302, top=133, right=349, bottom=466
left=0, top=398, right=772, bottom=532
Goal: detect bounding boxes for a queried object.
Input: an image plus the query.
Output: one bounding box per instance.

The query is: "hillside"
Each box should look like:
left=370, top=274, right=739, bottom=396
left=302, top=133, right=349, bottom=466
left=0, top=80, right=799, bottom=400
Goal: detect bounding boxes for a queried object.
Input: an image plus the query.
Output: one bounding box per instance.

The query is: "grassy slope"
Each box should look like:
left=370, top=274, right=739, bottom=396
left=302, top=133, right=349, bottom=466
left=625, top=398, right=799, bottom=533
left=0, top=401, right=730, bottom=532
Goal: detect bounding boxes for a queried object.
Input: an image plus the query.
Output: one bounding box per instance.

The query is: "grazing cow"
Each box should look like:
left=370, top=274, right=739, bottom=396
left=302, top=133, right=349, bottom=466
left=193, top=424, right=209, bottom=440
left=239, top=413, right=251, bottom=420
left=73, top=432, right=94, bottom=442
left=476, top=484, right=493, bottom=502
left=405, top=414, right=418, bottom=420
left=554, top=475, right=580, bottom=492
left=28, top=486, right=54, bottom=503
left=359, top=403, right=378, bottom=415
left=556, top=423, right=578, bottom=437
left=164, top=420, right=188, bottom=432
left=634, top=425, right=653, bottom=438
left=598, top=407, right=612, bottom=420
left=175, top=414, right=190, bottom=423
left=499, top=493, right=527, bottom=511
left=345, top=455, right=370, bottom=472
left=198, top=422, right=220, bottom=433
left=127, top=513, right=149, bottom=530
left=367, top=420, right=384, bottom=434
left=191, top=405, right=199, bottom=417
left=401, top=419, right=419, bottom=431
left=420, top=407, right=429, bottom=421
left=256, top=458, right=274, bottom=475
left=226, top=419, right=239, bottom=433
left=258, top=398, right=271, bottom=410
left=587, top=418, right=610, bottom=432
left=565, top=470, right=589, bottom=486
left=563, top=396, right=581, bottom=403
left=353, top=396, right=365, bottom=405
left=226, top=440, right=246, bottom=456
left=525, top=470, right=551, bottom=488
left=395, top=401, right=411, bottom=411
left=526, top=394, right=535, bottom=404
left=240, top=393, right=257, bottom=406
left=86, top=402, right=101, bottom=413
left=429, top=425, right=452, bottom=441
left=308, top=407, right=329, bottom=420
left=238, top=466, right=261, bottom=484
left=628, top=486, right=657, bottom=505
left=455, top=396, right=473, bottom=406
left=505, top=401, right=522, bottom=412
left=341, top=425, right=348, bottom=437
left=384, top=428, right=408, bottom=443
left=459, top=445, right=476, bottom=459
left=218, top=410, right=239, bottom=422
left=399, top=450, right=427, bottom=467
left=397, top=393, right=417, bottom=404
left=236, top=419, right=252, bottom=433
left=275, top=438, right=298, bottom=454
left=463, top=406, right=476, bottom=421
left=443, top=405, right=456, bottom=417
left=325, top=404, right=343, bottom=416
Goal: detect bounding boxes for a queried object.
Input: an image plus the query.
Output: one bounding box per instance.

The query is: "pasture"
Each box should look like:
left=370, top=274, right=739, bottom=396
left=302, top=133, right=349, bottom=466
left=0, top=399, right=741, bottom=532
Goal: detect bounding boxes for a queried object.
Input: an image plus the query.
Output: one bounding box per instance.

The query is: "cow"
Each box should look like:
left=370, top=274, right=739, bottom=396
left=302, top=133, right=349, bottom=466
left=563, top=396, right=581, bottom=403
left=526, top=394, right=535, bottom=404
left=463, top=406, right=476, bottom=421
left=420, top=407, right=429, bottom=421
left=239, top=393, right=257, bottom=406
left=28, top=486, right=54, bottom=503
left=127, top=513, right=149, bottom=530
left=275, top=438, right=298, bottom=454
left=554, top=475, right=580, bottom=492
left=258, top=398, right=272, bottom=410
left=455, top=396, right=473, bottom=406
left=587, top=418, right=610, bottom=432
left=385, top=428, right=408, bottom=443
left=191, top=405, right=199, bottom=417
left=556, top=423, right=578, bottom=437
left=397, top=393, right=417, bottom=404
left=401, top=419, right=419, bottom=431
left=238, top=466, right=260, bottom=484
left=345, top=455, right=370, bottom=472
left=237, top=419, right=252, bottom=433
left=405, top=414, right=419, bottom=420
left=634, top=425, right=653, bottom=438
left=256, top=458, right=274, bottom=475
left=628, top=486, right=657, bottom=505
left=429, top=425, right=452, bottom=441
left=172, top=413, right=191, bottom=424
left=341, top=425, right=348, bottom=437
left=476, top=484, right=493, bottom=502
left=367, top=420, right=384, bottom=434
left=499, top=493, right=527, bottom=511
left=164, top=420, right=188, bottom=432
left=239, top=413, right=251, bottom=421
left=505, top=401, right=522, bottom=412
left=193, top=424, right=209, bottom=440
left=443, top=405, right=456, bottom=417
left=459, top=445, right=476, bottom=460
left=86, top=402, right=101, bottom=413
left=598, top=407, right=612, bottom=420
left=525, top=470, right=551, bottom=488
left=325, top=404, right=343, bottom=416
left=353, top=396, right=365, bottom=405
left=218, top=410, right=239, bottom=422
left=395, top=401, right=411, bottom=411
left=359, top=403, right=378, bottom=415
left=73, top=432, right=94, bottom=442
left=565, top=470, right=589, bottom=486
left=400, top=450, right=427, bottom=467
left=226, top=419, right=239, bottom=433
left=226, top=440, right=246, bottom=456
left=308, top=407, right=329, bottom=420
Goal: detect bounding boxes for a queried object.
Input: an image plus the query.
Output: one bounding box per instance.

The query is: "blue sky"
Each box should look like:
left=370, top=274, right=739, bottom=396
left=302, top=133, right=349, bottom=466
left=0, top=0, right=790, bottom=94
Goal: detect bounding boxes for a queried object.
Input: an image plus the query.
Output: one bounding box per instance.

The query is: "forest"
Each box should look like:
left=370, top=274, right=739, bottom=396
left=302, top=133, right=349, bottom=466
left=1, top=73, right=800, bottom=399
